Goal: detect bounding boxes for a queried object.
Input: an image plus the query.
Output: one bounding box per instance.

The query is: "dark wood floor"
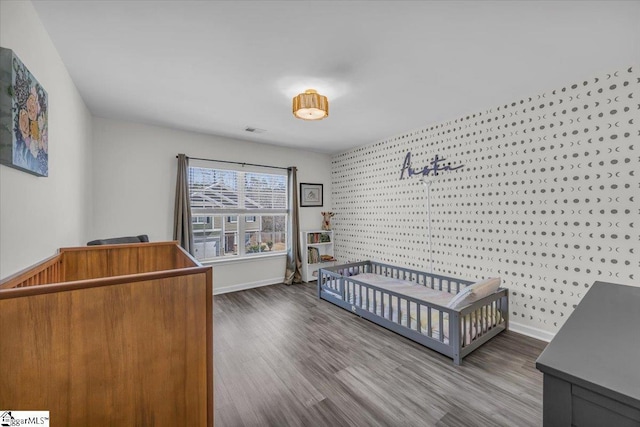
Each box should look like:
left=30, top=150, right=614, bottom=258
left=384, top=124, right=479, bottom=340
left=214, top=283, right=547, bottom=427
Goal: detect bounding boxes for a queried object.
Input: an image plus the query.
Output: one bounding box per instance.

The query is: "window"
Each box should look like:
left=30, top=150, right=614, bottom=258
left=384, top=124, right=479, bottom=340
left=189, top=165, right=288, bottom=261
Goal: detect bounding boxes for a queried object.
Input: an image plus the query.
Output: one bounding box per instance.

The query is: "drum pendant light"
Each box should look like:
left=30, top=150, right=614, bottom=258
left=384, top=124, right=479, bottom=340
left=292, top=89, right=329, bottom=120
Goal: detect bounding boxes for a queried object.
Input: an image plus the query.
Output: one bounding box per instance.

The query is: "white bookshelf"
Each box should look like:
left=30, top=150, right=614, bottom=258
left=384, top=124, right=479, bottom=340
left=300, top=230, right=336, bottom=282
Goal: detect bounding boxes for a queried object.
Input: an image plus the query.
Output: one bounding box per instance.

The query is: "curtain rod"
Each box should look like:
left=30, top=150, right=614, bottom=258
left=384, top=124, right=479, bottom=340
left=177, top=155, right=291, bottom=171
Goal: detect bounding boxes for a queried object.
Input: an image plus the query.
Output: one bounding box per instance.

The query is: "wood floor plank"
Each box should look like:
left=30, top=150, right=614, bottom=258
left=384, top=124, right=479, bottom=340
left=214, top=283, right=547, bottom=426
left=214, top=402, right=244, bottom=427
left=261, top=351, right=327, bottom=409
left=436, top=404, right=504, bottom=427
left=302, top=398, right=354, bottom=427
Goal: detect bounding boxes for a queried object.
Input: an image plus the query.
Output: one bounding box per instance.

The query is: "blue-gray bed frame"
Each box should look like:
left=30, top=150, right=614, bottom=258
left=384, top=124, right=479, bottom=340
left=318, top=261, right=509, bottom=365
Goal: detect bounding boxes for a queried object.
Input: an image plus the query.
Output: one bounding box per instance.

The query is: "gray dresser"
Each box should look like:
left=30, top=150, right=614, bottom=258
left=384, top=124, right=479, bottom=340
left=536, top=281, right=640, bottom=426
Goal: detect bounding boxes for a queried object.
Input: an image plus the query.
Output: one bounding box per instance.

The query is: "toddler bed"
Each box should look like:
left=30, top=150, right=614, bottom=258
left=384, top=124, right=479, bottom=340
left=318, top=261, right=508, bottom=365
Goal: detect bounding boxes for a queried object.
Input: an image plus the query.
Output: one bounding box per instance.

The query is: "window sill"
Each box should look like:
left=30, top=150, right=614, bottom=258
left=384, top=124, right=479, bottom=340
left=200, top=252, right=287, bottom=267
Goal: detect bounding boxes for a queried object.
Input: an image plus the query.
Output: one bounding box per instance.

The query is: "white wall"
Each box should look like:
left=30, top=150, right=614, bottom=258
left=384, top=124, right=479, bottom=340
left=0, top=0, right=93, bottom=279
left=332, top=65, right=639, bottom=341
left=92, top=117, right=331, bottom=293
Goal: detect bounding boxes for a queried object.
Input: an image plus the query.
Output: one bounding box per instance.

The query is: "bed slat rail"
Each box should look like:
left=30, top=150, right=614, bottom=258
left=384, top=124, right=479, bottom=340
left=459, top=289, right=509, bottom=347
left=369, top=261, right=473, bottom=294
left=321, top=261, right=474, bottom=296
left=340, top=275, right=457, bottom=344
left=318, top=261, right=509, bottom=364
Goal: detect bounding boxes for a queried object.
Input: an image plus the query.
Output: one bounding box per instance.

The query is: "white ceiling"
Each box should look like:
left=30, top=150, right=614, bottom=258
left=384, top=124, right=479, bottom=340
left=32, top=1, right=640, bottom=154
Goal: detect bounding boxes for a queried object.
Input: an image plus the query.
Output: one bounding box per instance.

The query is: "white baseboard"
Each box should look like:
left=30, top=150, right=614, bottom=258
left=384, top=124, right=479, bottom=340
left=213, top=278, right=283, bottom=295
left=509, top=321, right=555, bottom=342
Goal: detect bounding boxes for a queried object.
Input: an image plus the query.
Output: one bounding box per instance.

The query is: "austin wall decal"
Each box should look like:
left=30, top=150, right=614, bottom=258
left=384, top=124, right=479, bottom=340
left=399, top=151, right=464, bottom=180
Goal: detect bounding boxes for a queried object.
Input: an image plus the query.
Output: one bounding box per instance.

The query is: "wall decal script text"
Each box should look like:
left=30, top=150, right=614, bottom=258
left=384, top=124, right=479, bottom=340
left=399, top=151, right=464, bottom=180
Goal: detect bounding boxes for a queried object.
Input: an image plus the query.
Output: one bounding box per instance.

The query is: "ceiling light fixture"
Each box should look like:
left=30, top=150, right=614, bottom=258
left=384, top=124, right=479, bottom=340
left=292, top=89, right=328, bottom=120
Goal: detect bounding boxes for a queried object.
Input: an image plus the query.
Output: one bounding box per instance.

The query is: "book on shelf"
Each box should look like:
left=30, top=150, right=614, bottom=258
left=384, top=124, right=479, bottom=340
left=308, top=247, right=320, bottom=264
left=307, top=232, right=331, bottom=244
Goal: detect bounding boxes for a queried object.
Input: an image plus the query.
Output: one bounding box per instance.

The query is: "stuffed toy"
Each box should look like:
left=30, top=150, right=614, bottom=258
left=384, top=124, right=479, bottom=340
left=321, top=211, right=335, bottom=230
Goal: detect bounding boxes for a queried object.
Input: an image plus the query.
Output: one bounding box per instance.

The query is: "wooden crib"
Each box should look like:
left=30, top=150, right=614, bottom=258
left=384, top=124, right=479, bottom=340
left=0, top=241, right=213, bottom=427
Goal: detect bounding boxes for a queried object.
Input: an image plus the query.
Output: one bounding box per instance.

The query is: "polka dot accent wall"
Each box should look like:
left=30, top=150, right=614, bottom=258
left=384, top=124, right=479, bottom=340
left=331, top=66, right=639, bottom=334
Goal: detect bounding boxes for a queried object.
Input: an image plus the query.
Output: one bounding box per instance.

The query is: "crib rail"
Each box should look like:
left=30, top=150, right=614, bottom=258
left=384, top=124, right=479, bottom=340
left=0, top=241, right=199, bottom=291
left=0, top=253, right=63, bottom=290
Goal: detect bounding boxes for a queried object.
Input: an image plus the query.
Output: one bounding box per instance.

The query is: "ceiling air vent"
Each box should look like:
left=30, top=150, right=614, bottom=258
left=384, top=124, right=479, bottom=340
left=244, top=126, right=266, bottom=134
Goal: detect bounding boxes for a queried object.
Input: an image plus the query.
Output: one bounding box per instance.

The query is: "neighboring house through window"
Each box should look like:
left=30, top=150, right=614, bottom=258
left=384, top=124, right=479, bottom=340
left=189, top=164, right=288, bottom=261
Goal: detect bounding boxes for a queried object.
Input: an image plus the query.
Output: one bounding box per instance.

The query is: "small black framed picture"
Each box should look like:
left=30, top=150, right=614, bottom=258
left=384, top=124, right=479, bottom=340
left=300, top=183, right=323, bottom=207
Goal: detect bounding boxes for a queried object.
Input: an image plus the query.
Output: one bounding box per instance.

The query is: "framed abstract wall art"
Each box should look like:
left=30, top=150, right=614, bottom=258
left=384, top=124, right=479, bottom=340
left=300, top=183, right=323, bottom=207
left=0, top=47, right=48, bottom=177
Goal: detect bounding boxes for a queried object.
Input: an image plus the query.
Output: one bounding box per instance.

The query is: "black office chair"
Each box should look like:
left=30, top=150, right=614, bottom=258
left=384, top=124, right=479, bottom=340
left=87, top=234, right=149, bottom=246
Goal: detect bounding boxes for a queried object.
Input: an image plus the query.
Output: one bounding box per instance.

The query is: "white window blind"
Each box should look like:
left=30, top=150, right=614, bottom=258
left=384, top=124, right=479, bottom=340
left=189, top=167, right=287, bottom=214
left=188, top=165, right=288, bottom=261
